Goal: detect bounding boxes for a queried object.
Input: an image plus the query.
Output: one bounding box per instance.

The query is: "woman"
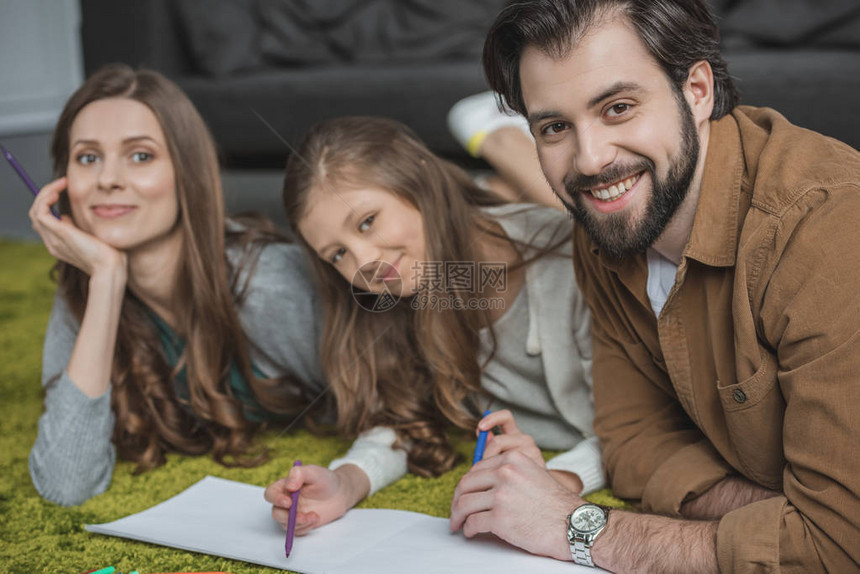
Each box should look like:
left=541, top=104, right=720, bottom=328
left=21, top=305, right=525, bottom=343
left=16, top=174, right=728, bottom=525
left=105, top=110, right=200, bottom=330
left=28, top=64, right=325, bottom=506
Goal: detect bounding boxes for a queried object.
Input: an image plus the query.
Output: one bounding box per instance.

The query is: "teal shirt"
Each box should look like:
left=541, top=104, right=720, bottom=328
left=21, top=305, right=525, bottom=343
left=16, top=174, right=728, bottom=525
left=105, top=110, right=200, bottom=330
left=148, top=309, right=269, bottom=423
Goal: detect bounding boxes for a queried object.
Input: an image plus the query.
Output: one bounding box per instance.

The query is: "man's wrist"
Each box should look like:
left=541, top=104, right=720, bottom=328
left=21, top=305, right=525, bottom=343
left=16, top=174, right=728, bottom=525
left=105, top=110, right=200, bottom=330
left=550, top=494, right=586, bottom=562
left=589, top=508, right=624, bottom=569
left=567, top=502, right=611, bottom=567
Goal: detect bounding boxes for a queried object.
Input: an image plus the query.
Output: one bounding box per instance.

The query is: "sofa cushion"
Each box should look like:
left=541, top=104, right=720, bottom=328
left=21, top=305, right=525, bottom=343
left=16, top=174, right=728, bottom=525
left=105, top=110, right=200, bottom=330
left=178, top=60, right=490, bottom=165
left=257, top=0, right=344, bottom=65
left=720, top=0, right=860, bottom=48
left=176, top=0, right=262, bottom=76
left=724, top=49, right=860, bottom=150
left=258, top=0, right=508, bottom=65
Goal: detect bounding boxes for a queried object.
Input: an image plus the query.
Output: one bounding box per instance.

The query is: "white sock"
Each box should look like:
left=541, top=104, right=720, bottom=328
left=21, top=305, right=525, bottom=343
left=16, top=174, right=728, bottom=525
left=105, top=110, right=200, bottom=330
left=447, top=91, right=531, bottom=158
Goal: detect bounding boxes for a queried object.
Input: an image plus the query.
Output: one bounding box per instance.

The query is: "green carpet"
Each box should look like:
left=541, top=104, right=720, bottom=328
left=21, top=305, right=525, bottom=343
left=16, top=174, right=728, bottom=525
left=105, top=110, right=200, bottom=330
left=0, top=240, right=626, bottom=574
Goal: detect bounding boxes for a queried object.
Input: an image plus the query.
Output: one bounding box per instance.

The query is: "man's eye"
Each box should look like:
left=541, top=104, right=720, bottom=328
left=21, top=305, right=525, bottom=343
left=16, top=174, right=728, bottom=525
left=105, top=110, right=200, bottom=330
left=330, top=247, right=346, bottom=265
left=132, top=151, right=153, bottom=163
left=359, top=215, right=375, bottom=232
left=607, top=103, right=630, bottom=117
left=77, top=153, right=98, bottom=165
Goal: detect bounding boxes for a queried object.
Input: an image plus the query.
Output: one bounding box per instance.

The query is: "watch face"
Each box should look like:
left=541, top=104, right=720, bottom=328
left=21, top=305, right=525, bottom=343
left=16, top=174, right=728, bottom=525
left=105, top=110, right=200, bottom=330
left=572, top=505, right=606, bottom=533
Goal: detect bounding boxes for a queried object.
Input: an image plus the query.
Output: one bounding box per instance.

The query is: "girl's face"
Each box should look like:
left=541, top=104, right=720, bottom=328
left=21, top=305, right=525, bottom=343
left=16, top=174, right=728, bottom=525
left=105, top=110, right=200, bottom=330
left=65, top=98, right=180, bottom=252
left=299, top=184, right=427, bottom=297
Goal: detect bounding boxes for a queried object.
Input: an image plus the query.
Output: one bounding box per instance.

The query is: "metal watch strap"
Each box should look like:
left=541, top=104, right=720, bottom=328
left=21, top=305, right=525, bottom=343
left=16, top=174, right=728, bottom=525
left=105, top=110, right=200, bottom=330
left=570, top=536, right=596, bottom=567
left=567, top=504, right=609, bottom=568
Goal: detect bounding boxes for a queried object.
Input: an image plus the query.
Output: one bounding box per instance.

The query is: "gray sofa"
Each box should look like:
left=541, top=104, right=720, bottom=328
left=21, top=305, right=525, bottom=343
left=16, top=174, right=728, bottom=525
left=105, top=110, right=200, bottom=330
left=81, top=0, right=507, bottom=168
left=715, top=0, right=860, bottom=152
left=80, top=0, right=860, bottom=169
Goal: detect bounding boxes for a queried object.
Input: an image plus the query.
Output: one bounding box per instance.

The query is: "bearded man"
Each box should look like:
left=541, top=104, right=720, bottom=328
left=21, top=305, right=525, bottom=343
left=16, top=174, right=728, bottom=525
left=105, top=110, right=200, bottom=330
left=450, top=1, right=860, bottom=572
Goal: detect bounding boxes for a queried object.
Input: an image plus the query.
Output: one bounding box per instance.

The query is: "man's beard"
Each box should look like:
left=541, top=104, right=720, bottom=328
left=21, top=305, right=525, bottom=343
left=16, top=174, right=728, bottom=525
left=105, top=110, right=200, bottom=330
left=559, top=92, right=700, bottom=259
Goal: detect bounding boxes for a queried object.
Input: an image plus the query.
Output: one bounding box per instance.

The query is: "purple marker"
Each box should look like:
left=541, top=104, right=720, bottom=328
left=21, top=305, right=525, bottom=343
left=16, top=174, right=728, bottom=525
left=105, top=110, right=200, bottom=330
left=285, top=459, right=302, bottom=557
left=1, top=144, right=60, bottom=218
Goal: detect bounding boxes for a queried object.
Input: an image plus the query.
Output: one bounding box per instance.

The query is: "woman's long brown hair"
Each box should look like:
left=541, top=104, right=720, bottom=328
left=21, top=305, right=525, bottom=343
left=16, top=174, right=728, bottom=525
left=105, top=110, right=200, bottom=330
left=282, top=117, right=569, bottom=476
left=50, top=64, right=311, bottom=472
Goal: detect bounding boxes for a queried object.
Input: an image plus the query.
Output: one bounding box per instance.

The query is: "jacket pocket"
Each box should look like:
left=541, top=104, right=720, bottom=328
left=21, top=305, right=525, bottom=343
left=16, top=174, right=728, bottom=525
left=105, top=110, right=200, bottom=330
left=716, top=350, right=785, bottom=488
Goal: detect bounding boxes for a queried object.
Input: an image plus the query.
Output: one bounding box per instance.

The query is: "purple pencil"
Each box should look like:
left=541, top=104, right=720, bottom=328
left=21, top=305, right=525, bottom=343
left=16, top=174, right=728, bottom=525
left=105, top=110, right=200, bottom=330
left=285, top=459, right=302, bottom=557
left=1, top=144, right=60, bottom=218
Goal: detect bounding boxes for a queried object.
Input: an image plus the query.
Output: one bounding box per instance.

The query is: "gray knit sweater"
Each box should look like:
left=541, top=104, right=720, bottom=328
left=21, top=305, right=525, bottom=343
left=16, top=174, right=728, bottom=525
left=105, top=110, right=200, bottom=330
left=29, top=241, right=327, bottom=506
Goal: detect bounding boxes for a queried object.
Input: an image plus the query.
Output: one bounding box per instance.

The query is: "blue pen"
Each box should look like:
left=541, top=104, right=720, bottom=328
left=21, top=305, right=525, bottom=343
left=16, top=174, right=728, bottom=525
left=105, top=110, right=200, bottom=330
left=1, top=143, right=60, bottom=218
left=472, top=409, right=492, bottom=465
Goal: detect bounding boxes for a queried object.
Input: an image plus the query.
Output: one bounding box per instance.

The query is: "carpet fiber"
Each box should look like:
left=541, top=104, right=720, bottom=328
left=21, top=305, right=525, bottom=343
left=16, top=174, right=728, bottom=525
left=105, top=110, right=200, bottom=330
left=0, top=240, right=626, bottom=574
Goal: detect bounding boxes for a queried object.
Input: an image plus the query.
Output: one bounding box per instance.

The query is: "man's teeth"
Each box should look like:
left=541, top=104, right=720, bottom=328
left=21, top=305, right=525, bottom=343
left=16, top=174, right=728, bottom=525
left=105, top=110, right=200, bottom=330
left=590, top=173, right=641, bottom=201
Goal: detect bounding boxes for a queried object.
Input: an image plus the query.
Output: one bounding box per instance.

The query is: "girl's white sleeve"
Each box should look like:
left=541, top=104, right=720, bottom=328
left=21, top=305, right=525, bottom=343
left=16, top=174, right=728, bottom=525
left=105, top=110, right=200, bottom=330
left=545, top=435, right=606, bottom=495
left=328, top=426, right=408, bottom=495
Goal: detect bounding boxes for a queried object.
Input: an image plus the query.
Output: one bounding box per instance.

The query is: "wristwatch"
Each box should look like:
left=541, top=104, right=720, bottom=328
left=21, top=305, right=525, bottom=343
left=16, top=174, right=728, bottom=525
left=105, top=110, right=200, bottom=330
left=566, top=503, right=610, bottom=567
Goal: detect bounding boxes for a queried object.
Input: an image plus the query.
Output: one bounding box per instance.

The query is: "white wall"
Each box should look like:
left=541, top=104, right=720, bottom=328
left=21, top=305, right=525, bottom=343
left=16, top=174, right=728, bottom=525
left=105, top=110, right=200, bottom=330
left=0, top=0, right=83, bottom=136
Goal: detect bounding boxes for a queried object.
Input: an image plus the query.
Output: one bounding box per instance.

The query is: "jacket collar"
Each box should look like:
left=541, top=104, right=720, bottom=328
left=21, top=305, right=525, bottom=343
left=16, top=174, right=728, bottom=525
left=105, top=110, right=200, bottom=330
left=682, top=111, right=747, bottom=268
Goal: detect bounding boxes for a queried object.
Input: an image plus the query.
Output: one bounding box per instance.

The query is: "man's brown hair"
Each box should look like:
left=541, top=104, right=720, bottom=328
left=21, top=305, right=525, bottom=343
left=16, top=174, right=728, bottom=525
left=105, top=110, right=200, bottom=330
left=484, top=0, right=738, bottom=119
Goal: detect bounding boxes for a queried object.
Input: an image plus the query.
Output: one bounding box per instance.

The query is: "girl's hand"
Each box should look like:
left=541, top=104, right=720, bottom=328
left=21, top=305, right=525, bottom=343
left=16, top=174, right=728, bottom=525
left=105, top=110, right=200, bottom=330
left=478, top=409, right=545, bottom=468
left=264, top=464, right=369, bottom=535
left=29, top=177, right=127, bottom=278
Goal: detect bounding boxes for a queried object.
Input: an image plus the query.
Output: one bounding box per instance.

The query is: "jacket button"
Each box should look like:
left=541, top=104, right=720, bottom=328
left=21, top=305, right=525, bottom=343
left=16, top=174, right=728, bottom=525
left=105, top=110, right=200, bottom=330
left=733, top=389, right=747, bottom=403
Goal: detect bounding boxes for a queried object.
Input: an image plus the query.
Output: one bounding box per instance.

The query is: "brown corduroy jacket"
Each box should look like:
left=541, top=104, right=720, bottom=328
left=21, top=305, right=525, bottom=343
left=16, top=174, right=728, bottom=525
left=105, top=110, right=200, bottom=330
left=572, top=106, right=860, bottom=573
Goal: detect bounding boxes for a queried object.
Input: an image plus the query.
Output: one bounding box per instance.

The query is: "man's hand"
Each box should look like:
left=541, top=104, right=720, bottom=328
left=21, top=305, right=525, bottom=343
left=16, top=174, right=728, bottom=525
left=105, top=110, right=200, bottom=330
left=265, top=463, right=370, bottom=535
left=450, top=451, right=722, bottom=573
left=450, top=450, right=580, bottom=561
left=477, top=410, right=585, bottom=497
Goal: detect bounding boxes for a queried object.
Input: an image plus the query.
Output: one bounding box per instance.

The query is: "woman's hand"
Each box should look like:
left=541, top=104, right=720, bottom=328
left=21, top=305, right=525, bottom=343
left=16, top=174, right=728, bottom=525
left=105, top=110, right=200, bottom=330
left=478, top=409, right=545, bottom=468
left=29, top=177, right=127, bottom=279
left=264, top=463, right=371, bottom=535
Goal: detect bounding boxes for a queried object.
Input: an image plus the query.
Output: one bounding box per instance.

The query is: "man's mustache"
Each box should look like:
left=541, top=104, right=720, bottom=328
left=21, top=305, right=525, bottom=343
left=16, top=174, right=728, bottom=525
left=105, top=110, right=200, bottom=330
left=563, top=158, right=654, bottom=196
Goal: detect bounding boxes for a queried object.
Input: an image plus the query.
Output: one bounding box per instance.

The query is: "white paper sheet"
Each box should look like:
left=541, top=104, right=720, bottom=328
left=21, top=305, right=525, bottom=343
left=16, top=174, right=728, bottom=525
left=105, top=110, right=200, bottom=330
left=85, top=476, right=606, bottom=574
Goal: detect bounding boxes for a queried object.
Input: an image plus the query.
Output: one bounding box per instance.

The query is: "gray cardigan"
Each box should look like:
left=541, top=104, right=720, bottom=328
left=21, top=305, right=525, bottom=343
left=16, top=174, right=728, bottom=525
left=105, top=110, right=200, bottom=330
left=29, top=241, right=327, bottom=506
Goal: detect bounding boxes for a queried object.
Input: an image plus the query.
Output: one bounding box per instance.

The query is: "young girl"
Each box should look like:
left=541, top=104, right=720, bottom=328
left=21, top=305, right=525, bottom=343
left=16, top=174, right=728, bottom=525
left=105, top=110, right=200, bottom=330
left=27, top=64, right=327, bottom=506
left=265, top=116, right=601, bottom=535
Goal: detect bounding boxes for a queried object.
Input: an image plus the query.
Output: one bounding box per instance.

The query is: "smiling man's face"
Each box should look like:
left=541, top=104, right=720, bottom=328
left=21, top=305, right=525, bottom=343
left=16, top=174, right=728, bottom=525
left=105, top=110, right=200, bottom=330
left=521, top=14, right=700, bottom=258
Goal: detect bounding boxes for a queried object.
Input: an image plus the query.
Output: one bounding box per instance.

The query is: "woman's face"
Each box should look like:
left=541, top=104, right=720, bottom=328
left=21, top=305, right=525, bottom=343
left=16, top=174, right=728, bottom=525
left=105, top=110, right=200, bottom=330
left=298, top=183, right=427, bottom=297
left=65, top=98, right=180, bottom=252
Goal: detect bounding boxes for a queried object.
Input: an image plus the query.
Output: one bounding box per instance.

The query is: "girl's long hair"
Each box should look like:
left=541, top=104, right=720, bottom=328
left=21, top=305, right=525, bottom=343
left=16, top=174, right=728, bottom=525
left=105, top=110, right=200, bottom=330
left=282, top=116, right=569, bottom=476
left=50, top=64, right=311, bottom=472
